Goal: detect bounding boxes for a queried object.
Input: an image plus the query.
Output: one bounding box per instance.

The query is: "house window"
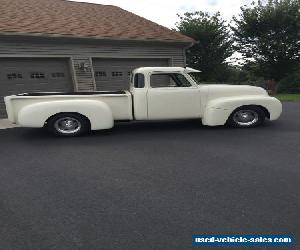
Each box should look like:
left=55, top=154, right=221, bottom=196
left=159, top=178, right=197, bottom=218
left=30, top=72, right=45, bottom=79
left=95, top=71, right=106, bottom=77
left=7, top=73, right=23, bottom=80
left=112, top=71, right=123, bottom=77
left=51, top=72, right=65, bottom=78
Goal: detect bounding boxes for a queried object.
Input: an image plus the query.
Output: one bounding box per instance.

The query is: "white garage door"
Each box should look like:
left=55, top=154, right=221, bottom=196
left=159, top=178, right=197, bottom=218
left=93, top=58, right=169, bottom=91
left=0, top=58, right=73, bottom=118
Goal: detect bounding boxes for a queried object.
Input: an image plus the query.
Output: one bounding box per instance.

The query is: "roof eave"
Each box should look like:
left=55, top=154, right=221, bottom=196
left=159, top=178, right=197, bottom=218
left=0, top=31, right=194, bottom=45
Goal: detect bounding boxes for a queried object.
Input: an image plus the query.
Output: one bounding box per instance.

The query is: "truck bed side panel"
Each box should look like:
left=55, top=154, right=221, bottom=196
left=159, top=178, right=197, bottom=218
left=6, top=92, right=133, bottom=124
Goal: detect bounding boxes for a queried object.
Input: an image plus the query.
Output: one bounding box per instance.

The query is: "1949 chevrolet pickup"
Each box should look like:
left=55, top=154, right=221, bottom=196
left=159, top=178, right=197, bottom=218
left=4, top=67, right=282, bottom=136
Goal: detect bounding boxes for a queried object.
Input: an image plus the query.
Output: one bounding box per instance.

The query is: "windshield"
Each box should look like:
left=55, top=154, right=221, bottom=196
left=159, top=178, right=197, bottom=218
left=188, top=73, right=201, bottom=85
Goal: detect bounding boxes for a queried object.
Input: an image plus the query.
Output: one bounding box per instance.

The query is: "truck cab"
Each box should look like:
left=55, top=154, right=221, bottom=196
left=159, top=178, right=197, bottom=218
left=131, top=67, right=203, bottom=120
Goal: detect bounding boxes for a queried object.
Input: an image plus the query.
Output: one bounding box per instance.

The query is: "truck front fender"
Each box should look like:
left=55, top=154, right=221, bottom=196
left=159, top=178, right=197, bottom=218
left=202, top=95, right=282, bottom=126
left=18, top=100, right=114, bottom=130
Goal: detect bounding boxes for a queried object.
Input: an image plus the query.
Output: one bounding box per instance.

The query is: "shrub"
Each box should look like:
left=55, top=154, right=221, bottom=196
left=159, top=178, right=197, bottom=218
left=277, top=68, right=300, bottom=93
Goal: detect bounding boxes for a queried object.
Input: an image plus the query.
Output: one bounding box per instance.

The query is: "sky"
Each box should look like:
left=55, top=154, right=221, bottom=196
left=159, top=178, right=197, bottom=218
left=70, top=0, right=254, bottom=63
left=71, top=0, right=252, bottom=29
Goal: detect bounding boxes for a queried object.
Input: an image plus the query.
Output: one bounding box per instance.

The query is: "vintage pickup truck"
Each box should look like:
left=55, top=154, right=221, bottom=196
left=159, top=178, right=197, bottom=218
left=4, top=67, right=282, bottom=136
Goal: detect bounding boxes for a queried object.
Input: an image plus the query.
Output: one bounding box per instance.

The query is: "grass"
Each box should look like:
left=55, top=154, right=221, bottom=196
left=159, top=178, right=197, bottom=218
left=273, top=93, right=300, bottom=102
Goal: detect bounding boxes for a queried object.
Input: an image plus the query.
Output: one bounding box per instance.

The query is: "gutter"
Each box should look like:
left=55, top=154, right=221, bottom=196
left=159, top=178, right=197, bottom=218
left=0, top=31, right=193, bottom=46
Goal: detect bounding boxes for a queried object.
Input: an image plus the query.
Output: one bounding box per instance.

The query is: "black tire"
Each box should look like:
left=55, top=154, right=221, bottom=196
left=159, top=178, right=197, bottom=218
left=227, top=105, right=266, bottom=128
left=46, top=113, right=91, bottom=136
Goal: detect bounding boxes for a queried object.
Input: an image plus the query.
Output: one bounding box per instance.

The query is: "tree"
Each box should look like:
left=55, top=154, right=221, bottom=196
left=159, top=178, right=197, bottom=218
left=232, top=0, right=300, bottom=81
left=176, top=11, right=233, bottom=81
left=277, top=65, right=300, bottom=92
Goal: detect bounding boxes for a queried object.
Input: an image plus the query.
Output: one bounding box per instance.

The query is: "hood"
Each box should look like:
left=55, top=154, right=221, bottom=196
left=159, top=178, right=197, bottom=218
left=204, top=84, right=268, bottom=100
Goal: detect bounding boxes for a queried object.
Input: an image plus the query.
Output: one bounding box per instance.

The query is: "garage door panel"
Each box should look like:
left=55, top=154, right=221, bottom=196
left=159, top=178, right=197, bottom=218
left=93, top=58, right=169, bottom=91
left=0, top=58, right=72, bottom=118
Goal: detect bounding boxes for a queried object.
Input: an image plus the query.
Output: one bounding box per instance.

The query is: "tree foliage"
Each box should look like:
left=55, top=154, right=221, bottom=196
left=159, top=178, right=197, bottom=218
left=277, top=65, right=300, bottom=92
left=232, top=0, right=300, bottom=81
left=176, top=11, right=233, bottom=81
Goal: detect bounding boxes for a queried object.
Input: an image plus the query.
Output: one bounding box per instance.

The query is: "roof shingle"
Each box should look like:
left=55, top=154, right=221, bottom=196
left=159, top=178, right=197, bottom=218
left=0, top=0, right=193, bottom=43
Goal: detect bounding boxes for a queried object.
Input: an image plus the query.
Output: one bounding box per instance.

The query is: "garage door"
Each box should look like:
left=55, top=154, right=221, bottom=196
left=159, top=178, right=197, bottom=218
left=93, top=58, right=169, bottom=91
left=0, top=58, right=73, bottom=118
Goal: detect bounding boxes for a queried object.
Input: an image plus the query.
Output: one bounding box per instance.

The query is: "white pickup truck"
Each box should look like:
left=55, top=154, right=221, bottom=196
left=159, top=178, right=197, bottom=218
left=5, top=67, right=282, bottom=136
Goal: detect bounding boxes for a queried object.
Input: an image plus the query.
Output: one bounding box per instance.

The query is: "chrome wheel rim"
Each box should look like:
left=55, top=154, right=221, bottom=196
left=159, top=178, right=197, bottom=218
left=54, top=117, right=81, bottom=134
left=233, top=110, right=259, bottom=126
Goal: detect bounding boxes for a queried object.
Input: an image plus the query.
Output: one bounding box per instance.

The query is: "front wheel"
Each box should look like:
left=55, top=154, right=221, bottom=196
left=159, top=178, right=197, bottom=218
left=46, top=113, right=91, bottom=136
left=227, top=106, right=266, bottom=128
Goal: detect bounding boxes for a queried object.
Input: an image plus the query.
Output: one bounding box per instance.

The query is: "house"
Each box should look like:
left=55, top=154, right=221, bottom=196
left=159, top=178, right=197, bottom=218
left=0, top=0, right=193, bottom=118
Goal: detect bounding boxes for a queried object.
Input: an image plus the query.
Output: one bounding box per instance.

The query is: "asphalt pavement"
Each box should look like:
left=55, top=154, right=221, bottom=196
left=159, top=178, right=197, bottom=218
left=0, top=102, right=299, bottom=250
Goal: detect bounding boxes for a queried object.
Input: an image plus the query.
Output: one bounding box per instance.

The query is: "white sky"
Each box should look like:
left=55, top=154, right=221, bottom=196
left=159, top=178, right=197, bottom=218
left=71, top=0, right=252, bottom=29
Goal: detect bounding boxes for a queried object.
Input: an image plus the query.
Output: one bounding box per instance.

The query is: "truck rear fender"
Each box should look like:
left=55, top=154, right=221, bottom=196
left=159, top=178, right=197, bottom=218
left=17, top=100, right=114, bottom=130
left=202, top=96, right=282, bottom=126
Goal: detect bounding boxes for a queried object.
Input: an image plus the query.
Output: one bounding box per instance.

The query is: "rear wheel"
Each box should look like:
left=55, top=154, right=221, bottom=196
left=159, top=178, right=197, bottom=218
left=46, top=113, right=90, bottom=136
left=227, top=106, right=265, bottom=128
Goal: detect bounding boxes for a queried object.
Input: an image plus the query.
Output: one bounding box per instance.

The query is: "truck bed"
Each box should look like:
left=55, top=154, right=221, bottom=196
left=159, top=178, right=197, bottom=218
left=5, top=91, right=133, bottom=124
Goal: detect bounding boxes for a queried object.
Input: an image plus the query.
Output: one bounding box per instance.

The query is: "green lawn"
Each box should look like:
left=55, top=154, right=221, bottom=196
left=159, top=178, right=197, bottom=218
left=273, top=93, right=300, bottom=102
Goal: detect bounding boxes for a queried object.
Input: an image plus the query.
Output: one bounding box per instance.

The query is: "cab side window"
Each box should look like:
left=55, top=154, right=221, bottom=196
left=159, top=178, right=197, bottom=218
left=134, top=73, right=145, bottom=88
left=150, top=73, right=192, bottom=88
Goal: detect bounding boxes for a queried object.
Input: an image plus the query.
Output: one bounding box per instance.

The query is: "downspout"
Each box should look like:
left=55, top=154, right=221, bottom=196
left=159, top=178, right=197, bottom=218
left=183, top=41, right=196, bottom=67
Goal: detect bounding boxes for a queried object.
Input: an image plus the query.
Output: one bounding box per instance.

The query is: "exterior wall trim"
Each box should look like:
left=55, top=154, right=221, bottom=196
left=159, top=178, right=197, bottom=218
left=69, top=57, right=79, bottom=91
left=0, top=32, right=193, bottom=46
left=91, top=55, right=173, bottom=59
left=0, top=54, right=73, bottom=58
left=88, top=57, right=97, bottom=91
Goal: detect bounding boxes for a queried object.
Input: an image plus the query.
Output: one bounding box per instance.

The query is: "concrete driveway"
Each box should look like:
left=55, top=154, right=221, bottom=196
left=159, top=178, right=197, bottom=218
left=0, top=119, right=19, bottom=129
left=0, top=102, right=299, bottom=249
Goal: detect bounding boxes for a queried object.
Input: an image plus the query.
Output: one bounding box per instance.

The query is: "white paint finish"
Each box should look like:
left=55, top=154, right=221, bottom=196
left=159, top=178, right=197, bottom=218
left=202, top=95, right=282, bottom=126
left=131, top=88, right=148, bottom=120
left=4, top=67, right=282, bottom=131
left=205, top=84, right=269, bottom=101
left=18, top=100, right=114, bottom=130
left=133, top=67, right=200, bottom=76
left=5, top=93, right=133, bottom=129
left=132, top=67, right=202, bottom=119
left=200, top=85, right=282, bottom=125
left=147, top=87, right=201, bottom=119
